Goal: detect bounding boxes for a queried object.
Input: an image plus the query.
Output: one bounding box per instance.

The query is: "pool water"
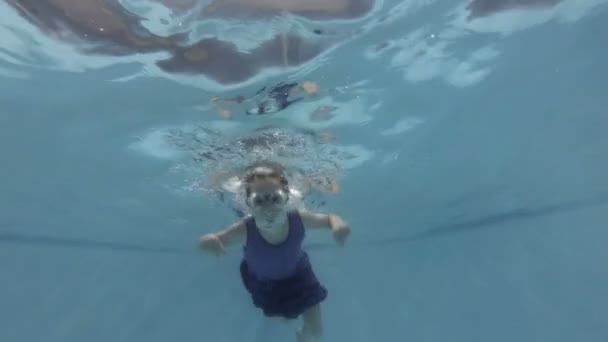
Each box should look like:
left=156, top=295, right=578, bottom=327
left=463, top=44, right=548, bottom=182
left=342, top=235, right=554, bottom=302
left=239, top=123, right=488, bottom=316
left=1, top=1, right=607, bottom=341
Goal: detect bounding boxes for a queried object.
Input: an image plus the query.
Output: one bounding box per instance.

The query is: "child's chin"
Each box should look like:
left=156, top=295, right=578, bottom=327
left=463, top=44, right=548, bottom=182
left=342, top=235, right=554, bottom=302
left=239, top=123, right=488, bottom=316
left=255, top=208, right=284, bottom=220
left=259, top=214, right=279, bottom=223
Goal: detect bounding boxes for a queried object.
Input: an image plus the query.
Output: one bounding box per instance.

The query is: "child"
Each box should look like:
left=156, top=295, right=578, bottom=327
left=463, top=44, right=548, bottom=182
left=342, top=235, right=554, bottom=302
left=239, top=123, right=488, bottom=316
left=199, top=160, right=350, bottom=342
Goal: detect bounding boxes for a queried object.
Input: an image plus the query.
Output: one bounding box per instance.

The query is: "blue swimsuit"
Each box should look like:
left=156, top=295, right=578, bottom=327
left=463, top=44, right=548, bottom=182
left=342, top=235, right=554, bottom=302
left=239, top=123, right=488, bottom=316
left=240, top=210, right=327, bottom=318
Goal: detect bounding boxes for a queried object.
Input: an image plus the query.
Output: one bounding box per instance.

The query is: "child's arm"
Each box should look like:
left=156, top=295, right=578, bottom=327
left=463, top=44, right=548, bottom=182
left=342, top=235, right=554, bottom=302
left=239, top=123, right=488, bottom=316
left=298, top=210, right=350, bottom=244
left=199, top=219, right=247, bottom=254
left=298, top=210, right=342, bottom=229
left=215, top=219, right=247, bottom=246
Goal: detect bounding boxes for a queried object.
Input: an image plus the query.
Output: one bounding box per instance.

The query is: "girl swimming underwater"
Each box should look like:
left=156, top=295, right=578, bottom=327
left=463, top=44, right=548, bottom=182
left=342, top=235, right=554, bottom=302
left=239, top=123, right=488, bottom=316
left=199, top=160, right=350, bottom=342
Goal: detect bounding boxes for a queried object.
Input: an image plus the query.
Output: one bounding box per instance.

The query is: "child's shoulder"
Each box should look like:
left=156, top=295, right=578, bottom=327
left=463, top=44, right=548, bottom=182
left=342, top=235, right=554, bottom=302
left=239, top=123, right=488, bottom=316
left=293, top=208, right=316, bottom=215
left=227, top=217, right=250, bottom=231
left=290, top=208, right=310, bottom=218
left=292, top=208, right=322, bottom=222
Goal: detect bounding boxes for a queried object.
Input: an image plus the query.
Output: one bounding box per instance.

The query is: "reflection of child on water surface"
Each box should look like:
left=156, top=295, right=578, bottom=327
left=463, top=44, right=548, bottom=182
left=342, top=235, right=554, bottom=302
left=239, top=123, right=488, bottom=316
left=211, top=81, right=319, bottom=118
left=200, top=160, right=350, bottom=342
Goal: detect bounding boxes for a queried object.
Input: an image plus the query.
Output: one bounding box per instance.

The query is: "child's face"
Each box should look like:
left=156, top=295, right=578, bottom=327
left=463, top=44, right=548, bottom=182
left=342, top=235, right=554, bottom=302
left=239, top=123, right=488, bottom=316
left=248, top=178, right=287, bottom=220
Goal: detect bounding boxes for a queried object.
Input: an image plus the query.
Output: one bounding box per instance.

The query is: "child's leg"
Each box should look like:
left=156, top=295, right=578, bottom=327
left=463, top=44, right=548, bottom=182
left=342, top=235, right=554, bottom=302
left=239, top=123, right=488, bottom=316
left=296, top=304, right=323, bottom=341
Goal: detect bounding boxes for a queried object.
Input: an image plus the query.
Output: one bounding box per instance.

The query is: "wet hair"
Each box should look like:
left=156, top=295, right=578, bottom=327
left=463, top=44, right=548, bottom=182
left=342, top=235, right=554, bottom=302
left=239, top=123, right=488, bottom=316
left=242, top=160, right=290, bottom=199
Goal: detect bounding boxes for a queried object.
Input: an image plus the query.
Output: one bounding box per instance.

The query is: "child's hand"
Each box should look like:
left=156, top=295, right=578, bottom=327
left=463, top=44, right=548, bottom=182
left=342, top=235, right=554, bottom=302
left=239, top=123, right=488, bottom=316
left=331, top=223, right=350, bottom=246
left=199, top=233, right=225, bottom=255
